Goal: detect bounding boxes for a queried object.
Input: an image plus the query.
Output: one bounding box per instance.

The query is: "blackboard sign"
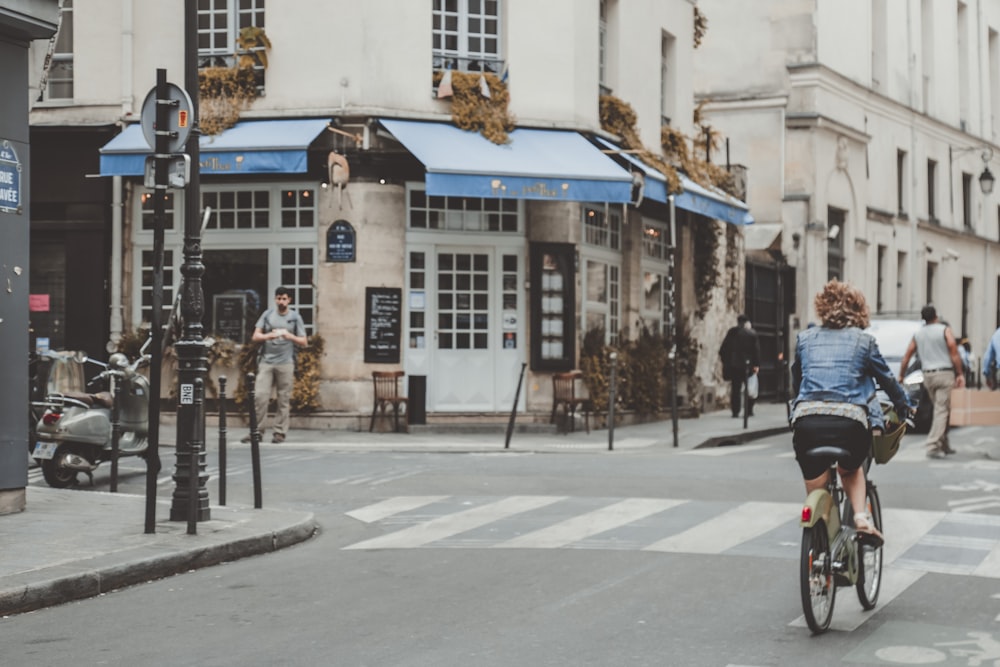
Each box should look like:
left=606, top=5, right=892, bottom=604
left=213, top=293, right=247, bottom=342
left=327, top=220, right=356, bottom=262
left=364, top=287, right=401, bottom=363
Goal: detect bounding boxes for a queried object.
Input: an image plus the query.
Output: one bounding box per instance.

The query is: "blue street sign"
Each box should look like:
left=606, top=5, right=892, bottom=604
left=0, top=140, right=21, bottom=214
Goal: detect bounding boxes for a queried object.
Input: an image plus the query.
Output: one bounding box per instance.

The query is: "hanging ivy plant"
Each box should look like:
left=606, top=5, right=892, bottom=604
left=434, top=70, right=515, bottom=144
left=199, top=26, right=271, bottom=136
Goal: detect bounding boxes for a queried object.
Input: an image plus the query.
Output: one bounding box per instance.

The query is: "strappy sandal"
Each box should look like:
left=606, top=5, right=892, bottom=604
left=854, top=513, right=884, bottom=547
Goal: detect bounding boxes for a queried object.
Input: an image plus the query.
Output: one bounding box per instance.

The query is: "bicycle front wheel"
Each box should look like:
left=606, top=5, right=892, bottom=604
left=856, top=484, right=884, bottom=610
left=800, top=519, right=835, bottom=633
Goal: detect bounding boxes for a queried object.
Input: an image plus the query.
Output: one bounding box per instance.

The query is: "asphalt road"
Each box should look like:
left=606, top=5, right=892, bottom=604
left=7, top=426, right=1000, bottom=666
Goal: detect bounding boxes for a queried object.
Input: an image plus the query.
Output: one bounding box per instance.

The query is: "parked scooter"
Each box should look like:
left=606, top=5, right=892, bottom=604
left=32, top=338, right=151, bottom=488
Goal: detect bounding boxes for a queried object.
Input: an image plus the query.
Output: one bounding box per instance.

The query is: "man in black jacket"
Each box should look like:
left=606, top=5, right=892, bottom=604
left=719, top=314, right=761, bottom=418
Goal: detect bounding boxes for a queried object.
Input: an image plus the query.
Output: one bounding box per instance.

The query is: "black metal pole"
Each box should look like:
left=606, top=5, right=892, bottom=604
left=171, top=0, right=211, bottom=522
left=743, top=359, right=750, bottom=430
left=504, top=363, right=527, bottom=449
left=109, top=373, right=121, bottom=493
left=668, top=195, right=679, bottom=447
left=218, top=375, right=227, bottom=506
left=608, top=352, right=617, bottom=451
left=144, top=68, right=169, bottom=532
left=247, top=372, right=263, bottom=509
left=188, top=377, right=204, bottom=535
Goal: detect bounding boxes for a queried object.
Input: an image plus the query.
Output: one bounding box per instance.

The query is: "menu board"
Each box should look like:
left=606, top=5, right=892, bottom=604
left=364, top=287, right=401, bottom=363
left=213, top=293, right=247, bottom=343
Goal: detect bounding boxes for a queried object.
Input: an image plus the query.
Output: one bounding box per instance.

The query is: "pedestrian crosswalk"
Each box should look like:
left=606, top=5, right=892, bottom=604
left=343, top=494, right=1000, bottom=579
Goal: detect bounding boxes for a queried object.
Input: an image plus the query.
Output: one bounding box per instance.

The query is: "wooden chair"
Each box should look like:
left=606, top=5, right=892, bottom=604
left=370, top=371, right=409, bottom=433
left=550, top=370, right=592, bottom=434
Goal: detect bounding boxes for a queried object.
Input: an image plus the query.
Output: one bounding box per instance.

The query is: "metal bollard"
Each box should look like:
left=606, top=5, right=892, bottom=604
left=218, top=375, right=227, bottom=506
left=188, top=378, right=205, bottom=535
left=245, top=372, right=263, bottom=509
left=608, top=352, right=618, bottom=451
left=109, top=373, right=121, bottom=492
left=504, top=363, right=527, bottom=449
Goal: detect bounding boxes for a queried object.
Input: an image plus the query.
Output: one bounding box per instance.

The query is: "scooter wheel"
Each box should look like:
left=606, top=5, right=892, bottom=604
left=41, top=445, right=79, bottom=488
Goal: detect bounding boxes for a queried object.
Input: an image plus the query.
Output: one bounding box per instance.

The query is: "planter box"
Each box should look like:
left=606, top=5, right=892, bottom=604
left=949, top=388, right=1000, bottom=426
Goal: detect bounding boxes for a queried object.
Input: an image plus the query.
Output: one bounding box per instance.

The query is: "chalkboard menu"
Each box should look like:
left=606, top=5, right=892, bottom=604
left=364, top=287, right=401, bottom=363
left=213, top=293, right=247, bottom=343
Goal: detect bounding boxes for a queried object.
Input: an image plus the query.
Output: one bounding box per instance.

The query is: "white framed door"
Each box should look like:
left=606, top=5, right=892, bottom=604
left=405, top=242, right=524, bottom=412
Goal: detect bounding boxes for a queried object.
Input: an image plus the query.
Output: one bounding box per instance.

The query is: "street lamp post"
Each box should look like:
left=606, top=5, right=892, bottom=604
left=169, top=0, right=211, bottom=522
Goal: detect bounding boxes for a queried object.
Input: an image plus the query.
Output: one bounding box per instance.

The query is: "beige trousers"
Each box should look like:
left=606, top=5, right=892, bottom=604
left=922, top=369, right=954, bottom=452
left=254, top=363, right=295, bottom=436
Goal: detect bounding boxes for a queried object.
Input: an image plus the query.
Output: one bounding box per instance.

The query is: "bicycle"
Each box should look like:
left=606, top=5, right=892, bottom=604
left=798, top=445, right=885, bottom=634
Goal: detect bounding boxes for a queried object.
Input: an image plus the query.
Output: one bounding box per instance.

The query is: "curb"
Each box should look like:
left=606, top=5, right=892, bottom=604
left=695, top=425, right=791, bottom=449
left=0, top=513, right=318, bottom=617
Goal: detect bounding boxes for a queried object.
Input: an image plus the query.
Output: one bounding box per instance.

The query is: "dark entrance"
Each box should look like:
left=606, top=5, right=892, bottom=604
left=746, top=251, right=795, bottom=401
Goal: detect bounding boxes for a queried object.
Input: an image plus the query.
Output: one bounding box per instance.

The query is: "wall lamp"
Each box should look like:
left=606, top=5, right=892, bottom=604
left=949, top=145, right=995, bottom=195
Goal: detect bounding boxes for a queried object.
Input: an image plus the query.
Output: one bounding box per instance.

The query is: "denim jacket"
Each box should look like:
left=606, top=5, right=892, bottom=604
left=791, top=326, right=911, bottom=430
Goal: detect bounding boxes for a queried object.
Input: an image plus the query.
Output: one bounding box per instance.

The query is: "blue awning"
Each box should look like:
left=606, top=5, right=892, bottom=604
left=594, top=136, right=754, bottom=225
left=99, top=119, right=331, bottom=176
left=380, top=119, right=633, bottom=203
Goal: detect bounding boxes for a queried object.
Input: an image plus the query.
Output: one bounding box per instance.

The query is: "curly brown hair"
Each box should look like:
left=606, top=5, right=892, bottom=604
left=814, top=279, right=870, bottom=329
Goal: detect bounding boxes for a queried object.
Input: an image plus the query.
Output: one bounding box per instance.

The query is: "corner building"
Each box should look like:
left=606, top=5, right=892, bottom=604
left=30, top=0, right=753, bottom=423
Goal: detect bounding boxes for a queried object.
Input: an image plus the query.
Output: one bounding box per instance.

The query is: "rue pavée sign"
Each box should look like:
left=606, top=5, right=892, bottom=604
left=0, top=140, right=21, bottom=214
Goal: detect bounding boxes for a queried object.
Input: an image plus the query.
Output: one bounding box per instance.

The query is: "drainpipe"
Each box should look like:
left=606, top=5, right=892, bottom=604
left=120, top=0, right=134, bottom=116
left=109, top=175, right=124, bottom=350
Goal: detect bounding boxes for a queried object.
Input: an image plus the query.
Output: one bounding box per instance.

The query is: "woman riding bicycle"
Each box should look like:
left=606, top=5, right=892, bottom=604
left=790, top=280, right=913, bottom=545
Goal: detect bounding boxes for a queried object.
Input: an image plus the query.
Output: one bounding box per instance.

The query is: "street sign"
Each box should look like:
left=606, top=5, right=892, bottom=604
left=140, top=82, right=194, bottom=153
left=0, top=140, right=22, bottom=214
left=144, top=154, right=191, bottom=189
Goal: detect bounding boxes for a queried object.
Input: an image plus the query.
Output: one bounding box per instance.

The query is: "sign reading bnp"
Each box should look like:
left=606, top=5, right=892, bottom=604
left=0, top=140, right=22, bottom=214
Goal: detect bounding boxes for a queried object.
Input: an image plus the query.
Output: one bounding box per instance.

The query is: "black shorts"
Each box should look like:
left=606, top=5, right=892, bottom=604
left=792, top=414, right=869, bottom=480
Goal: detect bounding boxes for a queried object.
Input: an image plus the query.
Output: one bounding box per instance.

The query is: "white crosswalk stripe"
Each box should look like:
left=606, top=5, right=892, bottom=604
left=643, top=501, right=796, bottom=554
left=495, top=498, right=686, bottom=549
left=343, top=496, right=565, bottom=550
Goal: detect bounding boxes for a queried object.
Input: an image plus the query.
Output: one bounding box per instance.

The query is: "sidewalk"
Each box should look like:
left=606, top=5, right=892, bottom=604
left=0, top=402, right=790, bottom=617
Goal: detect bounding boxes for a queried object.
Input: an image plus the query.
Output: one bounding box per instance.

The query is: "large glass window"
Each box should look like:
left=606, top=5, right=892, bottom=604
left=198, top=0, right=266, bottom=88
left=408, top=187, right=519, bottom=232
left=132, top=182, right=316, bottom=336
left=432, top=0, right=503, bottom=73
left=583, top=205, right=621, bottom=250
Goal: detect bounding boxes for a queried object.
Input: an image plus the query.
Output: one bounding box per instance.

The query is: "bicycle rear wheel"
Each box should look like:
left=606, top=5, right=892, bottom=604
left=856, top=484, right=884, bottom=609
left=800, top=519, right=835, bottom=633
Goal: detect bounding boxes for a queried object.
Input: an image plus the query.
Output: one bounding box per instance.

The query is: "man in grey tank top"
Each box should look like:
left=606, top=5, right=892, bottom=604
left=899, top=305, right=965, bottom=458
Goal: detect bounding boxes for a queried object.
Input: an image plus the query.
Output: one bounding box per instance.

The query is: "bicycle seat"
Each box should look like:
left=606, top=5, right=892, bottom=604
left=806, top=445, right=851, bottom=459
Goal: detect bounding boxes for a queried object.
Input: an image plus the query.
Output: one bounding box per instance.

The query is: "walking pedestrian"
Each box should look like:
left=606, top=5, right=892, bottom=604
left=899, top=305, right=965, bottom=458
left=982, top=325, right=1000, bottom=390
left=719, top=314, right=761, bottom=418
left=243, top=286, right=308, bottom=444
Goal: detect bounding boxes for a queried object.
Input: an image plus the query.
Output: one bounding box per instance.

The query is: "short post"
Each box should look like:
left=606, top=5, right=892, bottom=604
left=246, top=372, right=263, bottom=509
left=504, top=363, right=527, bottom=449
left=218, top=375, right=227, bottom=506
left=109, top=373, right=121, bottom=492
left=608, top=352, right=618, bottom=451
left=188, top=377, right=204, bottom=535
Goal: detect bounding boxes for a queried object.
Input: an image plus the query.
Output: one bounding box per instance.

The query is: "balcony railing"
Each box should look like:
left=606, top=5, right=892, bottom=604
left=432, top=55, right=506, bottom=75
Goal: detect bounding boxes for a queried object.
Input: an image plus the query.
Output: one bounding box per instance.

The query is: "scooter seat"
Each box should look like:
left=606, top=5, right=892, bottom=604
left=60, top=391, right=114, bottom=409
